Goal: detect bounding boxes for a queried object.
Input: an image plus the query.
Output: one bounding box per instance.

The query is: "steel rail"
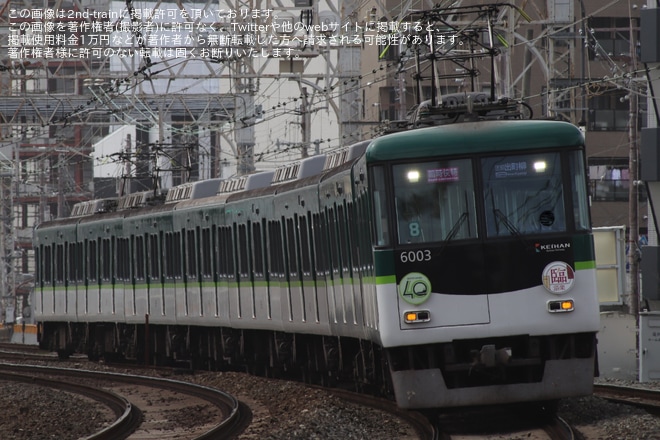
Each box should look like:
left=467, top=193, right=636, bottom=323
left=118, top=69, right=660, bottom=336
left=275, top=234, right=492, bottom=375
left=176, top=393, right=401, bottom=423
left=0, top=370, right=140, bottom=440
left=0, top=362, right=249, bottom=440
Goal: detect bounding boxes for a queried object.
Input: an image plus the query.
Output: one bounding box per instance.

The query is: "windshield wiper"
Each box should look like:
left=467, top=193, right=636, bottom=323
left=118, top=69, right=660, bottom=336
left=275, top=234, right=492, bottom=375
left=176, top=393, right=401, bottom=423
left=493, top=209, right=533, bottom=250
left=444, top=212, right=468, bottom=243
left=435, top=212, right=469, bottom=256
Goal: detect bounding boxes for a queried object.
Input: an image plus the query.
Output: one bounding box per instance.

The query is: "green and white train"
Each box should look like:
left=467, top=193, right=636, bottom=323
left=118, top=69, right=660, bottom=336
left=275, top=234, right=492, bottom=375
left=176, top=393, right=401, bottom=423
left=34, top=111, right=599, bottom=409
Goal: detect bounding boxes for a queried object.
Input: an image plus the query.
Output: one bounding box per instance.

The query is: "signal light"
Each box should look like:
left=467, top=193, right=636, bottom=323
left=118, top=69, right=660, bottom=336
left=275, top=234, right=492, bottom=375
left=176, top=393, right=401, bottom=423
left=404, top=311, right=430, bottom=323
left=548, top=299, right=574, bottom=313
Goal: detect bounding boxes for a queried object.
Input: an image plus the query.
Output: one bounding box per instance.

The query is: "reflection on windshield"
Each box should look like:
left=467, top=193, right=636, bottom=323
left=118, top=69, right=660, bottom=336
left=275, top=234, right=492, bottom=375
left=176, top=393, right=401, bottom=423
left=386, top=151, right=589, bottom=244
left=393, top=159, right=478, bottom=244
left=482, top=153, right=566, bottom=237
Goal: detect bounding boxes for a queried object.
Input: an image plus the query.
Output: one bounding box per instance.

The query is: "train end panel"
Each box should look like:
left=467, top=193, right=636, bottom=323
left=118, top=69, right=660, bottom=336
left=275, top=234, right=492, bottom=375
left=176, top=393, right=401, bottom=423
left=387, top=332, right=597, bottom=409
left=390, top=356, right=595, bottom=409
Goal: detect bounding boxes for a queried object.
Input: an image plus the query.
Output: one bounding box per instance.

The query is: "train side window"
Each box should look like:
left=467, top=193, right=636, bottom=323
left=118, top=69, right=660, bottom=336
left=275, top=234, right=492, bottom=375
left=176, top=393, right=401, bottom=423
left=187, top=229, right=198, bottom=279
left=252, top=222, right=264, bottom=277
left=55, top=244, right=64, bottom=283
left=88, top=239, right=98, bottom=284
left=327, top=207, right=340, bottom=274
left=216, top=227, right=225, bottom=278
left=238, top=223, right=249, bottom=278
left=217, top=226, right=235, bottom=279
left=149, top=234, right=160, bottom=280
left=173, top=232, right=182, bottom=279
left=356, top=191, right=373, bottom=267
left=68, top=242, right=77, bottom=283
left=370, top=166, right=390, bottom=246
left=76, top=242, right=84, bottom=282
left=35, top=246, right=41, bottom=286
left=201, top=228, right=213, bottom=278
left=298, top=214, right=311, bottom=276
left=135, top=236, right=145, bottom=280
left=164, top=233, right=173, bottom=278
left=43, top=245, right=52, bottom=285
left=347, top=202, right=359, bottom=268
left=116, top=238, right=129, bottom=281
left=312, top=213, right=328, bottom=274
left=116, top=238, right=123, bottom=281
left=286, top=217, right=298, bottom=276
left=101, top=238, right=111, bottom=281
left=337, top=204, right=350, bottom=273
left=267, top=220, right=284, bottom=275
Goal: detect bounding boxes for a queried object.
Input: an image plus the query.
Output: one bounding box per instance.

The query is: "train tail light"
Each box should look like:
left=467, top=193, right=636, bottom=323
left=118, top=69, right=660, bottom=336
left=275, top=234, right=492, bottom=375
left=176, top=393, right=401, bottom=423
left=547, top=299, right=574, bottom=313
left=404, top=311, right=431, bottom=323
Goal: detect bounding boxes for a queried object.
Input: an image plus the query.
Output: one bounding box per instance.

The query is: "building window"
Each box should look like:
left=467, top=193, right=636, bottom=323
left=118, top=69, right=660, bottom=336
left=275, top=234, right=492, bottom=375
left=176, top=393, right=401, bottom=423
left=588, top=158, right=646, bottom=202
left=588, top=17, right=639, bottom=61
left=588, top=90, right=645, bottom=132
left=589, top=90, right=628, bottom=131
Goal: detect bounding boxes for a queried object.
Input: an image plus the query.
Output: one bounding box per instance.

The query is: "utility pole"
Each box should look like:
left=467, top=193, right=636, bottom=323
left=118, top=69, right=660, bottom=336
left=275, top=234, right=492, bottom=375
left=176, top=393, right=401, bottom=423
left=300, top=87, right=311, bottom=158
left=120, top=133, right=132, bottom=197
left=628, top=7, right=640, bottom=319
left=57, top=152, right=65, bottom=219
left=0, top=151, right=14, bottom=324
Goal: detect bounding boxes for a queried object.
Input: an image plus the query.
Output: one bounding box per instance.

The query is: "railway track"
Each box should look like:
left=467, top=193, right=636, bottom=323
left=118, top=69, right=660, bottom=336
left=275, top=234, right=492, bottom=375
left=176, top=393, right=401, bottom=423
left=422, top=403, right=580, bottom=440
left=0, top=370, right=141, bottom=440
left=0, top=349, right=594, bottom=439
left=326, top=387, right=437, bottom=439
left=0, top=362, right=251, bottom=439
left=594, top=383, right=660, bottom=415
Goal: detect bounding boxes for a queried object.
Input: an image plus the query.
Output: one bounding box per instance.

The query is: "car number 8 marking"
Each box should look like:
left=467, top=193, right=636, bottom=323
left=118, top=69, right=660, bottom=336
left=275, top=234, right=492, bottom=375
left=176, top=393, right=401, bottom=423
left=400, top=250, right=431, bottom=263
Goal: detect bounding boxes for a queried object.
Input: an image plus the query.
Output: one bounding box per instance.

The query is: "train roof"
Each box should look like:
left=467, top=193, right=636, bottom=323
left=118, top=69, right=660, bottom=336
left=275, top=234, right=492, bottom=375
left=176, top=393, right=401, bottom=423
left=217, top=170, right=274, bottom=194
left=365, top=120, right=584, bottom=162
left=118, top=190, right=165, bottom=210
left=165, top=178, right=224, bottom=203
left=323, top=141, right=369, bottom=170
left=70, top=198, right=118, bottom=217
left=272, top=155, right=326, bottom=185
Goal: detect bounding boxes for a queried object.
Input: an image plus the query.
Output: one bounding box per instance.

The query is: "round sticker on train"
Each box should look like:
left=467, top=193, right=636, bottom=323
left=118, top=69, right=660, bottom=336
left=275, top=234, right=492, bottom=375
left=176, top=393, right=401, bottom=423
left=542, top=261, right=575, bottom=294
left=398, top=272, right=432, bottom=305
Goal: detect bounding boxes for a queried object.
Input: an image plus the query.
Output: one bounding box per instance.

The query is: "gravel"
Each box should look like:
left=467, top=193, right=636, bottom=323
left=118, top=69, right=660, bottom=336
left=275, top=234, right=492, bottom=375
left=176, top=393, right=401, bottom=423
left=0, top=381, right=113, bottom=440
left=1, top=365, right=660, bottom=440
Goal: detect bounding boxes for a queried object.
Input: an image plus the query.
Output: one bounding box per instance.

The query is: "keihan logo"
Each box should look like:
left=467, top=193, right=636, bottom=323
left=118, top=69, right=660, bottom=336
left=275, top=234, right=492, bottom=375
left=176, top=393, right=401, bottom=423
left=535, top=242, right=571, bottom=253
left=398, top=272, right=432, bottom=305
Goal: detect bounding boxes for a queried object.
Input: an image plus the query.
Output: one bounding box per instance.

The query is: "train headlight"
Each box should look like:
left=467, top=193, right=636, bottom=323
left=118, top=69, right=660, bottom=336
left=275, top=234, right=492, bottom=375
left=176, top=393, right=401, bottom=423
left=547, top=299, right=574, bottom=313
left=404, top=310, right=430, bottom=323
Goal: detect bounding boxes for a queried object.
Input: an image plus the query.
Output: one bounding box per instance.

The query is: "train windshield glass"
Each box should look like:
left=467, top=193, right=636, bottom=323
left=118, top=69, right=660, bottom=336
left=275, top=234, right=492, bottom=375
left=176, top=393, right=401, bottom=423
left=569, top=150, right=591, bottom=231
left=393, top=159, right=478, bottom=244
left=482, top=152, right=566, bottom=237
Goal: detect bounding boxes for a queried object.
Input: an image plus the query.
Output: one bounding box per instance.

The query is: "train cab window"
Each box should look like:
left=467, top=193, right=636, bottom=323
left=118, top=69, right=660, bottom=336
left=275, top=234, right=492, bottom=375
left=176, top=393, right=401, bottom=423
left=393, top=159, right=477, bottom=244
left=370, top=166, right=390, bottom=246
left=569, top=151, right=591, bottom=231
left=482, top=152, right=566, bottom=237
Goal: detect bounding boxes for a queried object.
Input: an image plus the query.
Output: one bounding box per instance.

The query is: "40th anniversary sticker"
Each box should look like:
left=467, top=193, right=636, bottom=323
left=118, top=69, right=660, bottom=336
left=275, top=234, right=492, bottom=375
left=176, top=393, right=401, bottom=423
left=398, top=272, right=432, bottom=305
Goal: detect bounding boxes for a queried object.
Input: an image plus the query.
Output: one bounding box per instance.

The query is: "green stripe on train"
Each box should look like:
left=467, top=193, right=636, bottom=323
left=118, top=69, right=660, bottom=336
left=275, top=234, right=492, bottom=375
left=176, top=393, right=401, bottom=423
left=575, top=260, right=596, bottom=270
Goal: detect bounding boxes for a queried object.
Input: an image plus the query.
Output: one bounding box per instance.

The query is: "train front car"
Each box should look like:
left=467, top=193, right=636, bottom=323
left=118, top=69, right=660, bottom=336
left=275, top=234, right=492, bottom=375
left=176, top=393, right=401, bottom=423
left=367, top=120, right=599, bottom=409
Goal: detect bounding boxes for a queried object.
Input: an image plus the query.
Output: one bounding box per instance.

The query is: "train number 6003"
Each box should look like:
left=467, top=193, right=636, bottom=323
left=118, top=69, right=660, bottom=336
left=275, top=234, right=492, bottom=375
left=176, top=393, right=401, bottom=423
left=400, top=250, right=431, bottom=263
